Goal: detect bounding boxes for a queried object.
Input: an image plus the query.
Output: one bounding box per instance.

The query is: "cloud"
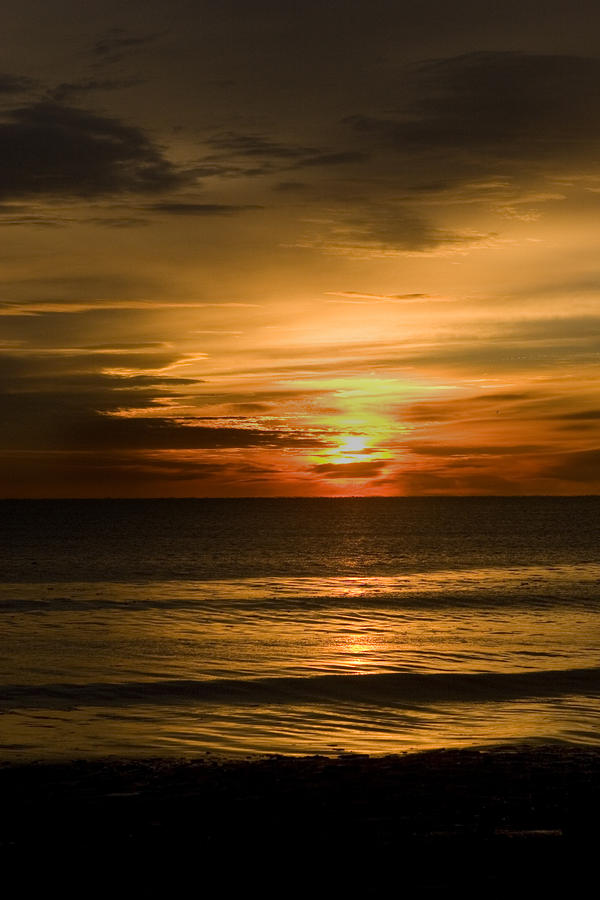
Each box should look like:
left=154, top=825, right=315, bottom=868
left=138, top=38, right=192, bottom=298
left=555, top=410, right=600, bottom=421
left=79, top=341, right=173, bottom=351
left=0, top=450, right=234, bottom=496
left=407, top=442, right=544, bottom=457
left=0, top=214, right=66, bottom=228
left=285, top=52, right=600, bottom=255
left=498, top=315, right=600, bottom=342
left=0, top=100, right=190, bottom=200
left=0, top=352, right=331, bottom=453
left=195, top=54, right=600, bottom=256
left=0, top=73, right=36, bottom=94
left=85, top=217, right=150, bottom=228
left=0, top=449, right=293, bottom=496
left=292, top=151, right=369, bottom=168
left=92, top=28, right=166, bottom=65
left=48, top=78, right=143, bottom=102
left=206, top=132, right=318, bottom=159
left=148, top=202, right=262, bottom=215
left=296, top=203, right=495, bottom=256
left=273, top=181, right=309, bottom=192
left=325, top=291, right=451, bottom=303
left=202, top=131, right=370, bottom=178
left=345, top=52, right=600, bottom=188
left=0, top=403, right=327, bottom=453
left=539, top=448, right=600, bottom=483
left=232, top=402, right=272, bottom=412
left=380, top=438, right=600, bottom=494
left=0, top=292, right=261, bottom=315
left=371, top=313, right=600, bottom=372
left=40, top=419, right=328, bottom=452
left=310, top=460, right=387, bottom=479
left=394, top=469, right=521, bottom=495
left=0, top=348, right=189, bottom=378
left=0, top=349, right=201, bottom=392
left=400, top=391, right=549, bottom=426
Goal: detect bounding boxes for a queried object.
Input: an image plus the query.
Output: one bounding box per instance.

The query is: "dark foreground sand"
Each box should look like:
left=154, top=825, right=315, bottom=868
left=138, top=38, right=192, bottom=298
left=2, top=744, right=599, bottom=895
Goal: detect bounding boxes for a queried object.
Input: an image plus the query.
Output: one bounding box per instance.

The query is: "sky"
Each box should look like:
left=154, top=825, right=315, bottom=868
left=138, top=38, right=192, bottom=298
left=1, top=0, right=599, bottom=497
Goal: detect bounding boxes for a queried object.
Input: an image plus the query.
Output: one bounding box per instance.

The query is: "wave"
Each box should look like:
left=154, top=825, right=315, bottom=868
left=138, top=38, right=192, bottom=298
left=4, top=666, right=600, bottom=711
left=1, top=564, right=599, bottom=613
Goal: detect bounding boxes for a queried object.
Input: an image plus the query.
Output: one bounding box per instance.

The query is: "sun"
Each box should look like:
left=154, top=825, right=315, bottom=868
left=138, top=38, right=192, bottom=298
left=338, top=435, right=368, bottom=455
left=326, top=433, right=373, bottom=464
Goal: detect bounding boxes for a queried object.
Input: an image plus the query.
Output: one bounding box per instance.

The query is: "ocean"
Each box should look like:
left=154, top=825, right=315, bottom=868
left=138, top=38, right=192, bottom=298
left=1, top=497, right=599, bottom=759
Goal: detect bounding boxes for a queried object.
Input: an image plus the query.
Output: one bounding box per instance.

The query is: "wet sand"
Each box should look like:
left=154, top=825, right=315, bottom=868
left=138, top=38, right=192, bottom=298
left=2, top=744, right=599, bottom=894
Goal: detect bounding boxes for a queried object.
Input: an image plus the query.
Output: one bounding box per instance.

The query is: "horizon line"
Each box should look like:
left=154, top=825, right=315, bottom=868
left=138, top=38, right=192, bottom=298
left=2, top=494, right=599, bottom=501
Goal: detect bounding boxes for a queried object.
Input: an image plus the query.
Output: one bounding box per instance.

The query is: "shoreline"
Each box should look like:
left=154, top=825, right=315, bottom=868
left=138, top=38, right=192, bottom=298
left=2, top=743, right=600, bottom=891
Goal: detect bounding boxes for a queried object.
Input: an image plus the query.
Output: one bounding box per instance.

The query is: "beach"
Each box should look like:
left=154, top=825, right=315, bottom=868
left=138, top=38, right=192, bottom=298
left=2, top=744, right=599, bottom=893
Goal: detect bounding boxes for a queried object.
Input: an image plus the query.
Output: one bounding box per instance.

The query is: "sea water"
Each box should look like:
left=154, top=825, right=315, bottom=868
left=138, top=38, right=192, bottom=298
left=1, top=497, right=599, bottom=759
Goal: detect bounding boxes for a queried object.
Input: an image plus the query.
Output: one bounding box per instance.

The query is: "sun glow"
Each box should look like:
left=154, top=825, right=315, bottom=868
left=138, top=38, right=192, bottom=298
left=339, top=435, right=368, bottom=454
left=298, top=376, right=413, bottom=486
left=332, top=433, right=370, bottom=463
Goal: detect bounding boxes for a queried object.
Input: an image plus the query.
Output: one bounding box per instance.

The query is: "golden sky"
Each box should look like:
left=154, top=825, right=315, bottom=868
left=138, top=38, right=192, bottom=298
left=1, top=0, right=599, bottom=496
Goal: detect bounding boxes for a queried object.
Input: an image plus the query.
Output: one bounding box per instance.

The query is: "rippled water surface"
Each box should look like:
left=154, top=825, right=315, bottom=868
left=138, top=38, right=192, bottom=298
left=1, top=498, right=599, bottom=758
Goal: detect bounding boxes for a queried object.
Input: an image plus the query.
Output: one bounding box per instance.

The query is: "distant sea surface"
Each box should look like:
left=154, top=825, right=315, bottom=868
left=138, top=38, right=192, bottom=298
left=1, top=497, right=599, bottom=759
